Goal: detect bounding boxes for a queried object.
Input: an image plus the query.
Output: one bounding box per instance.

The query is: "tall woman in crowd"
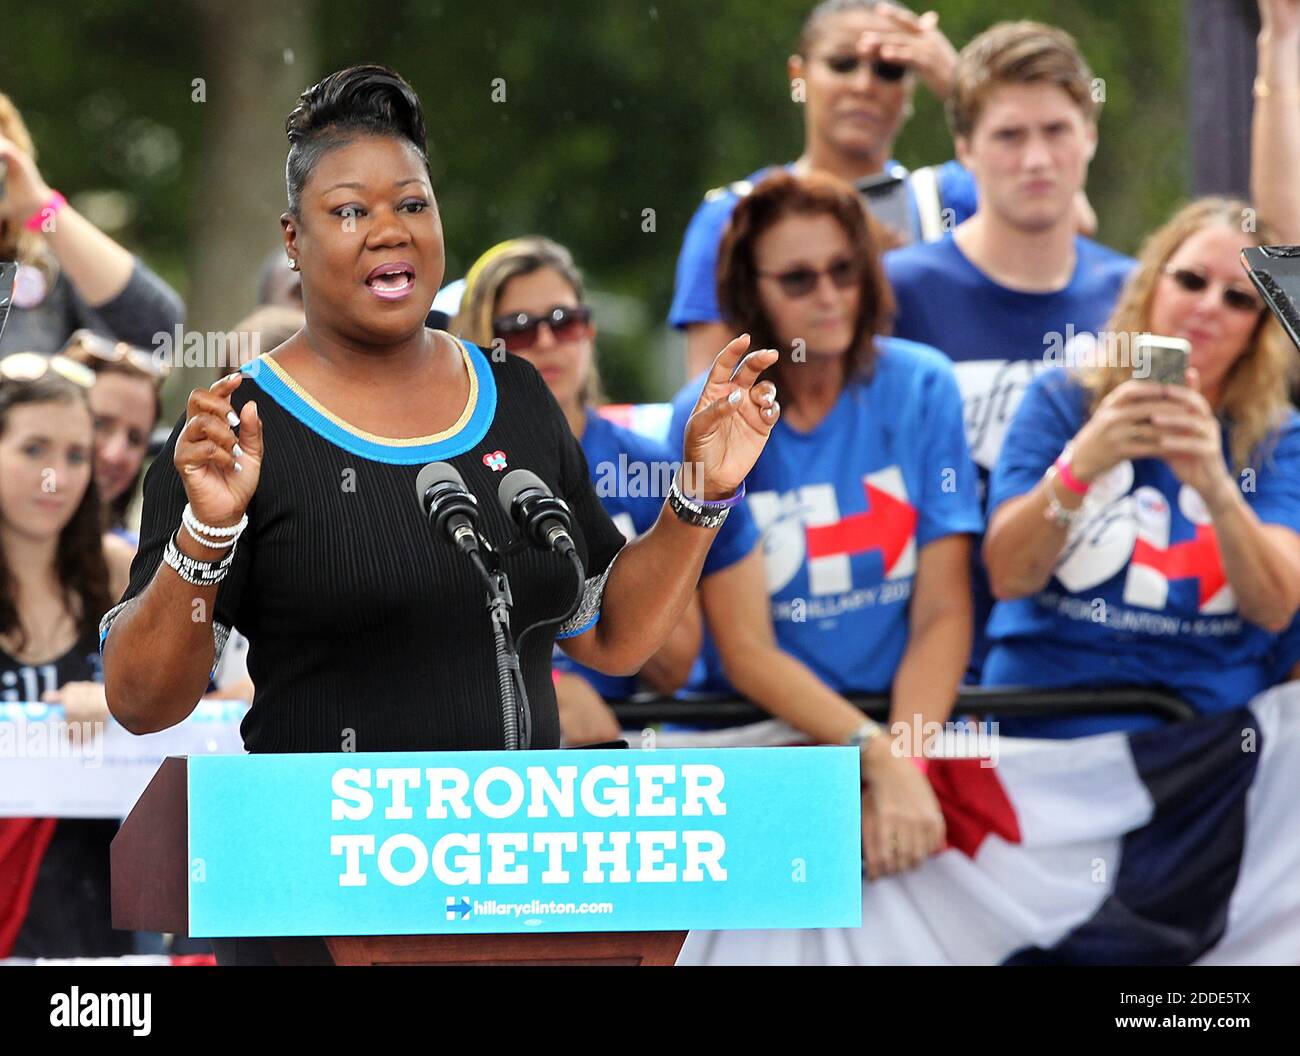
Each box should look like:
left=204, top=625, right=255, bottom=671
left=670, top=170, right=982, bottom=889
left=455, top=236, right=701, bottom=745
left=671, top=0, right=973, bottom=377
left=0, top=359, right=132, bottom=957
left=0, top=94, right=184, bottom=356
left=982, top=198, right=1300, bottom=737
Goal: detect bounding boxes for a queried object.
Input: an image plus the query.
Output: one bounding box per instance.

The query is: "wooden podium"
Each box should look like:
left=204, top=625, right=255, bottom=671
left=111, top=757, right=685, bottom=966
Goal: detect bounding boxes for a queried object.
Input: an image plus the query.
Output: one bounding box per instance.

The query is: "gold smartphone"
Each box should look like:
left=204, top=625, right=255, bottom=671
left=1136, top=334, right=1191, bottom=386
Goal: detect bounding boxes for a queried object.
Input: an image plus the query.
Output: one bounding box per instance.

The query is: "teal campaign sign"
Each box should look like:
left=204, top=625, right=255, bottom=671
left=186, top=747, right=861, bottom=936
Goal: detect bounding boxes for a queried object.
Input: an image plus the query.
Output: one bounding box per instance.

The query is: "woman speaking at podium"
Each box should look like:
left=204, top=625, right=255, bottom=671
left=100, top=65, right=777, bottom=761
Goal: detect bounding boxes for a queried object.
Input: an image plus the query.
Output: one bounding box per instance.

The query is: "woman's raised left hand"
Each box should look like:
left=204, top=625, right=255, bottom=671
left=680, top=335, right=781, bottom=501
left=1150, top=367, right=1240, bottom=514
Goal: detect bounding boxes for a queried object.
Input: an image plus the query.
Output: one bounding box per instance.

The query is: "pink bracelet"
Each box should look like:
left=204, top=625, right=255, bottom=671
left=1053, top=453, right=1089, bottom=496
left=24, top=190, right=66, bottom=232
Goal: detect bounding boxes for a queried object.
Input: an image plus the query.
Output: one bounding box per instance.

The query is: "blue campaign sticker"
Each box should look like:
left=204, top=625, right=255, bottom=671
left=187, top=747, right=862, bottom=936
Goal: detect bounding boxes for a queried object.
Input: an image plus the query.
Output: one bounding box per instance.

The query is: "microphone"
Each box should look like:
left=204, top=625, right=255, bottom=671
left=497, top=470, right=576, bottom=556
left=415, top=462, right=481, bottom=554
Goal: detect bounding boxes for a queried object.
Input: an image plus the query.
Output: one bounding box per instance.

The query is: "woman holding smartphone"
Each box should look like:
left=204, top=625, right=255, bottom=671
left=982, top=197, right=1300, bottom=737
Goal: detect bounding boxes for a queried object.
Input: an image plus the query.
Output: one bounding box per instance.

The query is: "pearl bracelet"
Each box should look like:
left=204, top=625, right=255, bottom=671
left=181, top=519, right=236, bottom=549
left=182, top=503, right=248, bottom=547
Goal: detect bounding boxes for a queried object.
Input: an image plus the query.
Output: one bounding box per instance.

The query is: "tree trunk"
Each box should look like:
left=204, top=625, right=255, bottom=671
left=186, top=0, right=317, bottom=381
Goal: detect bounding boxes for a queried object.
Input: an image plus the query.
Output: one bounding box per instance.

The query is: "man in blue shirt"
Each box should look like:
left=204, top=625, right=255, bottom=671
left=883, top=20, right=1135, bottom=678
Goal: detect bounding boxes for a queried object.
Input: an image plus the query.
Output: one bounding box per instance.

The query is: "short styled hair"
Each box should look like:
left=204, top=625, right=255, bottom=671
left=947, top=21, right=1097, bottom=141
left=284, top=64, right=429, bottom=215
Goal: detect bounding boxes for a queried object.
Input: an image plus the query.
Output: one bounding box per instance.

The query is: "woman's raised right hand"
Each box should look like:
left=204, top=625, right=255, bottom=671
left=1068, top=378, right=1167, bottom=484
left=174, top=372, right=263, bottom=528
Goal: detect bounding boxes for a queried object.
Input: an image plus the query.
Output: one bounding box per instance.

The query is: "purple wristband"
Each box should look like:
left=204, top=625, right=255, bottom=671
left=695, top=479, right=746, bottom=509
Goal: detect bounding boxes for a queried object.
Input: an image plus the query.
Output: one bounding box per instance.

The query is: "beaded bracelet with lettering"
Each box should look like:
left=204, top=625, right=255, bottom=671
left=164, top=530, right=238, bottom=586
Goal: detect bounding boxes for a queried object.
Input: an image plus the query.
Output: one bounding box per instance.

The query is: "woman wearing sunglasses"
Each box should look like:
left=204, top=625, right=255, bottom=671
left=982, top=198, right=1300, bottom=738
left=669, top=170, right=982, bottom=902
left=454, top=237, right=702, bottom=746
left=0, top=93, right=184, bottom=357
left=60, top=330, right=168, bottom=547
left=0, top=358, right=134, bottom=958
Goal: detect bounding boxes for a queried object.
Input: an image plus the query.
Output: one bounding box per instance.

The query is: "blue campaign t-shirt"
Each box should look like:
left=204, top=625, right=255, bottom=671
left=667, top=336, right=983, bottom=694
left=669, top=160, right=977, bottom=329
left=551, top=410, right=674, bottom=700
left=885, top=233, right=1135, bottom=679
left=983, top=368, right=1300, bottom=738
left=885, top=233, right=1135, bottom=474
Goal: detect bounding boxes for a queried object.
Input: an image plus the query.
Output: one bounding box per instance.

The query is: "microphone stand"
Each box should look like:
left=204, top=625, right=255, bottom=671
left=468, top=540, right=585, bottom=753
left=420, top=467, right=586, bottom=752
left=466, top=545, right=532, bottom=751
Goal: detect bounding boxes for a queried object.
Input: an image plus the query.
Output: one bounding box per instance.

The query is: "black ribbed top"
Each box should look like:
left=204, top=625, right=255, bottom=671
left=114, top=338, right=626, bottom=753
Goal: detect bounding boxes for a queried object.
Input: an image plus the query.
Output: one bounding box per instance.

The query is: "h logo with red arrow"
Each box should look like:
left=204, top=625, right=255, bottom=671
left=1123, top=486, right=1234, bottom=613
left=751, top=467, right=917, bottom=596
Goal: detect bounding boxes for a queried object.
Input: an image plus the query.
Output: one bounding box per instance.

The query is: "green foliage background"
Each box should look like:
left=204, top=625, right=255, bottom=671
left=2, top=0, right=1189, bottom=407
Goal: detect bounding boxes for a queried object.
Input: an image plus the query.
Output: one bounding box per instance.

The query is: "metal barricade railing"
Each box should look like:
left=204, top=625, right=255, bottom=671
left=610, top=685, right=1196, bottom=729
left=146, top=417, right=1207, bottom=736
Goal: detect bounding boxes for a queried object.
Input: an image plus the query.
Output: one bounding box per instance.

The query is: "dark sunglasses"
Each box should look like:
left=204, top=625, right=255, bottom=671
left=1163, top=266, right=1262, bottom=313
left=757, top=258, right=860, bottom=299
left=822, top=54, right=908, bottom=82
left=492, top=304, right=593, bottom=352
